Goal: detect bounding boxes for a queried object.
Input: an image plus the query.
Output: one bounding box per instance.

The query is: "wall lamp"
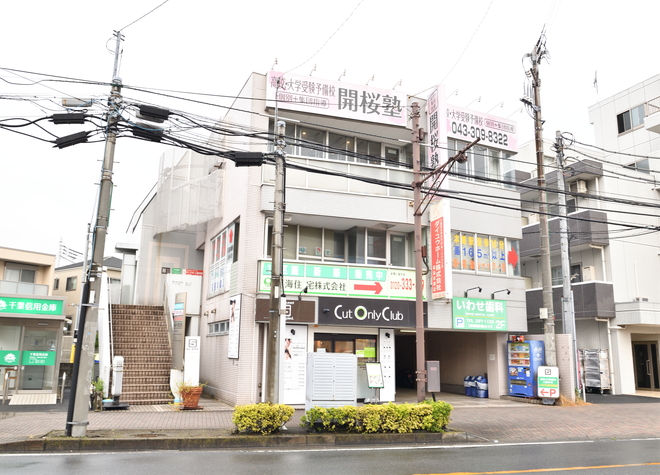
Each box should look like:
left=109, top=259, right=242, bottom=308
left=322, top=308, right=330, bottom=313
left=298, top=286, right=308, bottom=301
left=211, top=308, right=217, bottom=314
left=464, top=286, right=482, bottom=298
left=491, top=289, right=511, bottom=299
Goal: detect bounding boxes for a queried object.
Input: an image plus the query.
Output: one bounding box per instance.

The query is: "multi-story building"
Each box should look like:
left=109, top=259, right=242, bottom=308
left=0, top=246, right=66, bottom=401
left=518, top=74, right=660, bottom=395
left=132, top=72, right=527, bottom=405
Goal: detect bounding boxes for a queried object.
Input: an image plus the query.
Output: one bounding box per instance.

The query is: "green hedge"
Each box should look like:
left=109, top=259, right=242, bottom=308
left=232, top=402, right=295, bottom=435
left=300, top=400, right=453, bottom=434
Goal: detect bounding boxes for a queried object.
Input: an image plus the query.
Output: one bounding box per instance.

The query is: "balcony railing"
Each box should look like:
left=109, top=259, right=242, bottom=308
left=526, top=281, right=615, bottom=320
left=0, top=280, right=49, bottom=296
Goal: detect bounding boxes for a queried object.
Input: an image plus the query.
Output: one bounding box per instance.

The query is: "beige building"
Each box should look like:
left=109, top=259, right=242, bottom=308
left=0, top=246, right=66, bottom=400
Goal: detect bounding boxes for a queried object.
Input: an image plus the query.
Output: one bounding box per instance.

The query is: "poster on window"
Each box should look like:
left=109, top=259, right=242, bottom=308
left=282, top=324, right=307, bottom=405
left=227, top=294, right=241, bottom=359
left=209, top=222, right=236, bottom=297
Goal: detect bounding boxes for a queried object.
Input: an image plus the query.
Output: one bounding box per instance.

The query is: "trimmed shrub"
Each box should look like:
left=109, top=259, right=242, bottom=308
left=232, top=402, right=295, bottom=435
left=300, top=400, right=453, bottom=434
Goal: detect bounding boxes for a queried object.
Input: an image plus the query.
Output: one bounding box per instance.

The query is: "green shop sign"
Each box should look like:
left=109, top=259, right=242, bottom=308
left=0, top=350, right=56, bottom=366
left=452, top=297, right=507, bottom=331
left=0, top=350, right=21, bottom=365
left=258, top=260, right=423, bottom=300
left=22, top=351, right=57, bottom=366
left=0, top=296, right=64, bottom=316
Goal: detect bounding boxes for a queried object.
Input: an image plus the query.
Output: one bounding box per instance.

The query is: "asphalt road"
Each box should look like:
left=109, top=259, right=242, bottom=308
left=2, top=438, right=659, bottom=475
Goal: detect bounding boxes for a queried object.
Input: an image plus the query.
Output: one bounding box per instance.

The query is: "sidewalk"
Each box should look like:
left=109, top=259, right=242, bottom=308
left=2, top=392, right=660, bottom=451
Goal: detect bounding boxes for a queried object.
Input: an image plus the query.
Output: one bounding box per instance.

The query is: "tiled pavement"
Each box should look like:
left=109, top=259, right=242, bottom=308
left=2, top=392, right=660, bottom=446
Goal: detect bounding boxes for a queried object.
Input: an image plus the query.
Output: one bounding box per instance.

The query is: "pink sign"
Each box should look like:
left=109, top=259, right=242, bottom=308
left=267, top=71, right=406, bottom=127
left=446, top=105, right=518, bottom=153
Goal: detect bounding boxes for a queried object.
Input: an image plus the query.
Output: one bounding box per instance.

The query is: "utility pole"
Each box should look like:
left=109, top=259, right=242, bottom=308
left=411, top=102, right=427, bottom=403
left=266, top=115, right=287, bottom=404
left=555, top=130, right=580, bottom=398
left=527, top=35, right=556, bottom=366
left=65, top=32, right=123, bottom=437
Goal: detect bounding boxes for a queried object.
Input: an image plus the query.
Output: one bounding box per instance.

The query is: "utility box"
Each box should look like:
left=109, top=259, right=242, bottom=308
left=426, top=360, right=441, bottom=393
left=305, top=352, right=357, bottom=411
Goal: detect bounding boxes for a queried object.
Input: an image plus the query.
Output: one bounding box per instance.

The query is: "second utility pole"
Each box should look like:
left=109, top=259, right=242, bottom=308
left=529, top=36, right=556, bottom=366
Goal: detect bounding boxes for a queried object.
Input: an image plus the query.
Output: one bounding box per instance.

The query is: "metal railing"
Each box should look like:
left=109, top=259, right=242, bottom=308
left=646, top=96, right=660, bottom=116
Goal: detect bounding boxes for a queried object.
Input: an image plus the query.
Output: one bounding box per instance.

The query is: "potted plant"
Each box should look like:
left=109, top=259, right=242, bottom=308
left=91, top=378, right=104, bottom=412
left=176, top=380, right=206, bottom=409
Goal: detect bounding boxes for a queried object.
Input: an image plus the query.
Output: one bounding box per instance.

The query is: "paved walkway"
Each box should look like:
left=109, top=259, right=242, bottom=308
left=2, top=392, right=660, bottom=447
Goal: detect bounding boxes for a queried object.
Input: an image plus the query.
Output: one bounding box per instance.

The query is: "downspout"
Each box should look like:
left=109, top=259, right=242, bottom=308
left=261, top=323, right=268, bottom=403
left=595, top=317, right=618, bottom=395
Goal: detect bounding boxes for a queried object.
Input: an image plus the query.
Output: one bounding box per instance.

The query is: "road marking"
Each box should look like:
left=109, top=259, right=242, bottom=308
left=416, top=462, right=660, bottom=474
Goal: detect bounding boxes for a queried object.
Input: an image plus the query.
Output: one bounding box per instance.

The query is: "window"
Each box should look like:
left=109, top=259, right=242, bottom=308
left=4, top=264, right=36, bottom=283
left=298, top=126, right=325, bottom=158
left=452, top=231, right=519, bottom=276
left=329, top=133, right=352, bottom=161
left=356, top=139, right=381, bottom=165
left=209, top=221, right=239, bottom=296
left=624, top=159, right=650, bottom=174
left=447, top=139, right=507, bottom=185
left=551, top=264, right=582, bottom=286
left=617, top=104, right=645, bottom=134
left=208, top=321, right=229, bottom=336
left=54, top=278, right=59, bottom=290
left=267, top=224, right=346, bottom=263
left=66, top=276, right=77, bottom=291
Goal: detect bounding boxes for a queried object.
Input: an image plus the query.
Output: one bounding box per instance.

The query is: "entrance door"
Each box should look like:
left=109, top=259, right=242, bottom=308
left=633, top=343, right=659, bottom=390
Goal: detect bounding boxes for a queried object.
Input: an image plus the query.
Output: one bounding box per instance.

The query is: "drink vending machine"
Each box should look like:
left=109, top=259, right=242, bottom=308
left=508, top=339, right=545, bottom=397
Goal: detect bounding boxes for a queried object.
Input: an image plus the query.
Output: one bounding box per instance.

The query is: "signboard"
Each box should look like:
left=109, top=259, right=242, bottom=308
left=378, top=329, right=395, bottom=401
left=537, top=366, right=560, bottom=399
left=172, top=292, right=186, bottom=370
left=282, top=324, right=307, bottom=405
left=426, top=85, right=448, bottom=168
left=318, top=297, right=426, bottom=328
left=255, top=298, right=315, bottom=323
left=170, top=268, right=204, bottom=276
left=0, top=350, right=20, bottom=365
left=184, top=336, right=201, bottom=386
left=429, top=200, right=451, bottom=299
left=267, top=71, right=406, bottom=127
left=365, top=363, right=384, bottom=388
left=259, top=261, right=424, bottom=300
left=452, top=297, right=507, bottom=331
left=21, top=351, right=56, bottom=366
left=227, top=294, right=241, bottom=359
left=209, top=222, right=236, bottom=296
left=446, top=105, right=518, bottom=153
left=0, top=296, right=64, bottom=316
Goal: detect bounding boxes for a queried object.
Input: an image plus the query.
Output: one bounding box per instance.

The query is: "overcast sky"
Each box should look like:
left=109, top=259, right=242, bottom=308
left=1, top=0, right=658, bottom=262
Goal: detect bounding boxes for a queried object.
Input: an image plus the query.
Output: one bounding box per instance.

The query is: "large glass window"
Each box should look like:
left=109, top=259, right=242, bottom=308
left=448, top=139, right=508, bottom=185
left=356, top=139, right=381, bottom=165
left=329, top=133, right=352, bottom=161
left=617, top=104, right=645, bottom=134
left=298, top=226, right=323, bottom=260
left=390, top=234, right=407, bottom=267
left=367, top=230, right=387, bottom=265
left=452, top=231, right=518, bottom=276
left=298, top=126, right=325, bottom=158
left=209, top=221, right=239, bottom=296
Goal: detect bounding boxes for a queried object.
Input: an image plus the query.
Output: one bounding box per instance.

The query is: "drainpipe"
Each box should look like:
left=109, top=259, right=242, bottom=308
left=595, top=317, right=621, bottom=395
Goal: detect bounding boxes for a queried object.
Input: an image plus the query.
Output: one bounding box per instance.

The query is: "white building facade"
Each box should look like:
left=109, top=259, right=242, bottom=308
left=135, top=72, right=528, bottom=405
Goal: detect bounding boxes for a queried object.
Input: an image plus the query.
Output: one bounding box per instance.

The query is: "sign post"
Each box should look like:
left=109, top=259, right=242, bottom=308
left=537, top=365, right=560, bottom=404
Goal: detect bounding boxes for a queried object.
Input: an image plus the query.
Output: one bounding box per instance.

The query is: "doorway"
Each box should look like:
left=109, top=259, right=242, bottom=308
left=633, top=342, right=659, bottom=390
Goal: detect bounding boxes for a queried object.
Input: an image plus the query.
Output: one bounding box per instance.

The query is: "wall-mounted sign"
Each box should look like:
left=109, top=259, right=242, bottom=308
left=21, top=351, right=56, bottom=366
left=446, top=105, right=518, bottom=153
left=0, top=296, right=64, bottom=316
left=227, top=294, right=241, bottom=359
left=318, top=297, right=426, bottom=328
left=259, top=261, right=424, bottom=300
left=430, top=199, right=451, bottom=300
left=255, top=298, right=315, bottom=323
left=452, top=297, right=507, bottom=331
left=0, top=350, right=20, bottom=365
left=267, top=71, right=406, bottom=127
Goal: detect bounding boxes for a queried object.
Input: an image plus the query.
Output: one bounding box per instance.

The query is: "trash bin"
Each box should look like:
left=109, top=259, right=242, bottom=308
left=467, top=376, right=477, bottom=397
left=475, top=376, right=488, bottom=398
left=464, top=376, right=471, bottom=396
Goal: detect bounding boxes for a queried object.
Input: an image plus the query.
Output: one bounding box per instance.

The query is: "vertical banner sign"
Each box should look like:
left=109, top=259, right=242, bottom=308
left=378, top=329, right=396, bottom=402
left=282, top=324, right=308, bottom=405
left=184, top=336, right=201, bottom=386
left=429, top=199, right=450, bottom=299
left=227, top=294, right=241, bottom=359
left=172, top=292, right=186, bottom=370
left=426, top=85, right=447, bottom=169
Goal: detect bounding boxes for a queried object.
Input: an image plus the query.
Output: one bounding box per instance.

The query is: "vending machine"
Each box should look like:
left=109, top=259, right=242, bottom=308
left=508, top=339, right=545, bottom=397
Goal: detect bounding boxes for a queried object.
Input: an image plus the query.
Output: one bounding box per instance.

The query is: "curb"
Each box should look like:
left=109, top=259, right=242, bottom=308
left=0, top=430, right=478, bottom=453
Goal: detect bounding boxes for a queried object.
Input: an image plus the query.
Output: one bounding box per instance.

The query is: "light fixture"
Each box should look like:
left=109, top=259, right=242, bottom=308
left=446, top=89, right=458, bottom=99
left=203, top=311, right=209, bottom=316
left=366, top=74, right=374, bottom=86
left=211, top=308, right=217, bottom=314
left=322, top=308, right=330, bottom=313
left=393, top=79, right=402, bottom=90
left=309, top=64, right=316, bottom=76
left=338, top=69, right=346, bottom=81
left=506, top=107, right=522, bottom=118
left=298, top=286, right=308, bottom=301
left=491, top=289, right=511, bottom=299
left=464, top=286, right=482, bottom=298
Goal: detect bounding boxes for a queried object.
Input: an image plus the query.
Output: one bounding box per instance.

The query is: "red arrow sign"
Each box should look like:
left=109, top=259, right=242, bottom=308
left=354, top=282, right=383, bottom=295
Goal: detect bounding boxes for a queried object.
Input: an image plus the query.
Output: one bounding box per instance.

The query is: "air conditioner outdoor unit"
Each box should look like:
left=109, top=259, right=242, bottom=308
left=577, top=180, right=588, bottom=194
left=527, top=213, right=540, bottom=224
left=582, top=266, right=595, bottom=281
